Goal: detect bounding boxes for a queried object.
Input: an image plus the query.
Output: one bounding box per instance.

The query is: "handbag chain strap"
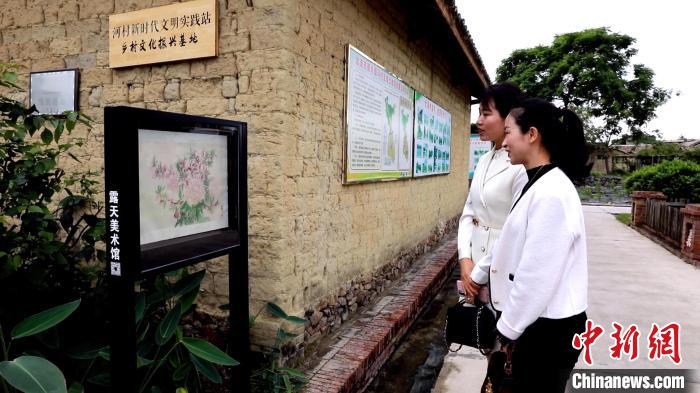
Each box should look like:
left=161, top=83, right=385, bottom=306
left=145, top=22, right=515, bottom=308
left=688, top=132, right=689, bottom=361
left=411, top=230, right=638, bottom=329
left=475, top=305, right=491, bottom=356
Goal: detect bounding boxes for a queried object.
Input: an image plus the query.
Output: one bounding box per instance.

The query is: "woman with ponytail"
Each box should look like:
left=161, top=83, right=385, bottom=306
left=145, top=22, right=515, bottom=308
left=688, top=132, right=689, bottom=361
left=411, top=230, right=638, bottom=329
left=482, top=98, right=590, bottom=392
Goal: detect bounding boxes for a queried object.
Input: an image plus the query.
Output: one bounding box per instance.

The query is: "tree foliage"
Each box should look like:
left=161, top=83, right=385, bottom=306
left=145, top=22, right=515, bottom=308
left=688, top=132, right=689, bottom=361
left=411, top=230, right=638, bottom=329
left=682, top=147, right=700, bottom=164
left=636, top=143, right=684, bottom=158
left=496, top=28, right=672, bottom=147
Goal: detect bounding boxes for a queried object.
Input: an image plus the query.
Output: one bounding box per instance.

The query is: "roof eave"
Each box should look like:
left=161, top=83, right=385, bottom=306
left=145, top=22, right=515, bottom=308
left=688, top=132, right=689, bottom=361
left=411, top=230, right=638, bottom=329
left=433, top=0, right=491, bottom=95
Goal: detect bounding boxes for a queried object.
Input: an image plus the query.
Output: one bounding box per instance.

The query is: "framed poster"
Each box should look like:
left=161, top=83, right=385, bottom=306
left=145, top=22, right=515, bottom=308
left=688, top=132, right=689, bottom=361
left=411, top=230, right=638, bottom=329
left=413, top=92, right=452, bottom=177
left=469, top=135, right=492, bottom=178
left=29, top=69, right=79, bottom=115
left=344, top=45, right=414, bottom=184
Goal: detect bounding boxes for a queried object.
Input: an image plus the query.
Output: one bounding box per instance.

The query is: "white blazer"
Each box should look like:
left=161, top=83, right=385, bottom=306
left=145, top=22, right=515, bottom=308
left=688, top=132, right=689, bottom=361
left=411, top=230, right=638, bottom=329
left=458, top=147, right=526, bottom=285
left=486, top=167, right=588, bottom=340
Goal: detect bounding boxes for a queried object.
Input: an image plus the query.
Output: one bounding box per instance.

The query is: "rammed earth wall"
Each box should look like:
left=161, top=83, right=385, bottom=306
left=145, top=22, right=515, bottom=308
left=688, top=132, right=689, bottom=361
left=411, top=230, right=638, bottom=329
left=0, top=0, right=479, bottom=349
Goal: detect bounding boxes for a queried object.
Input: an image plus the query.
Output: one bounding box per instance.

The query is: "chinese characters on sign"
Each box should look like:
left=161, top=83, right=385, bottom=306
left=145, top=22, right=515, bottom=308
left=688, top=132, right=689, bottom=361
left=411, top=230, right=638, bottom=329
left=108, top=0, right=217, bottom=68
left=413, top=92, right=451, bottom=177
left=108, top=191, right=121, bottom=276
left=572, top=319, right=682, bottom=365
left=469, top=135, right=491, bottom=179
left=345, top=45, right=414, bottom=183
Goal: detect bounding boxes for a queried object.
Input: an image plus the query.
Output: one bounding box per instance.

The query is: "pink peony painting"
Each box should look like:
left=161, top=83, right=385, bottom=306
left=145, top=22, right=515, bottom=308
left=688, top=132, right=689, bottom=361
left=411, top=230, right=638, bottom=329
left=138, top=129, right=228, bottom=245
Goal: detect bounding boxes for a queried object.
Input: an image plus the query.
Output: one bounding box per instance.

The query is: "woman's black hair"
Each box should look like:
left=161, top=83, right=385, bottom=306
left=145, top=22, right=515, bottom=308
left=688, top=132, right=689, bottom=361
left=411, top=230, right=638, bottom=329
left=480, top=82, right=526, bottom=119
left=509, top=98, right=590, bottom=181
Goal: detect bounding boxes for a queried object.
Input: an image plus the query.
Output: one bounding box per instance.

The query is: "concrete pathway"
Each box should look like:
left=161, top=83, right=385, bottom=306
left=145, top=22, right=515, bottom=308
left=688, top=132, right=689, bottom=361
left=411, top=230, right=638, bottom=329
left=433, top=205, right=700, bottom=392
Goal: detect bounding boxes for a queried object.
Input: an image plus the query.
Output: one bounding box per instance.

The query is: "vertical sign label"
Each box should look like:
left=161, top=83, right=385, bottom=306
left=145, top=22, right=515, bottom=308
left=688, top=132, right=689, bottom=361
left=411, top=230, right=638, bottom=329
left=108, top=190, right=121, bottom=276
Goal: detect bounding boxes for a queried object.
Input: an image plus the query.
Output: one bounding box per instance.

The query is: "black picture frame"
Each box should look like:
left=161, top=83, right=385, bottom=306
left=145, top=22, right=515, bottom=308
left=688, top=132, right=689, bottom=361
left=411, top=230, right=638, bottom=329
left=104, top=106, right=249, bottom=392
left=29, top=68, right=79, bottom=115
left=105, top=106, right=246, bottom=276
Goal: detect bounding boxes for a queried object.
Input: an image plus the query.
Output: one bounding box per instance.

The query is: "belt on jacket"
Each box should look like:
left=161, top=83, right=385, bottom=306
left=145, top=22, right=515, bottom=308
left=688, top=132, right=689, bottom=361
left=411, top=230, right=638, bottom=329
left=472, top=217, right=501, bottom=231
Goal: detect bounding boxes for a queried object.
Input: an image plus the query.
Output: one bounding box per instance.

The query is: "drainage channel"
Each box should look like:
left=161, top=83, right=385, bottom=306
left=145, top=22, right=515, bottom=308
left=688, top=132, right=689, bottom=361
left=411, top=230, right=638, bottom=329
left=364, top=265, right=460, bottom=393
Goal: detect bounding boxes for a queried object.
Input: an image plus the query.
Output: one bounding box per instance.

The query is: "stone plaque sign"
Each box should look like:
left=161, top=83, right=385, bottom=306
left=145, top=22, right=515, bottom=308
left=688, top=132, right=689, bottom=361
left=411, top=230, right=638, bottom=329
left=109, top=0, right=217, bottom=68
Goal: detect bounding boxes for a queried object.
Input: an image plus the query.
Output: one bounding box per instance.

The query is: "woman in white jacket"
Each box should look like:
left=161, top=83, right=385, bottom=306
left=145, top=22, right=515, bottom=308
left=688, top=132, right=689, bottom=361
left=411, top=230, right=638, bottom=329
left=458, top=82, right=526, bottom=303
left=488, top=97, right=590, bottom=392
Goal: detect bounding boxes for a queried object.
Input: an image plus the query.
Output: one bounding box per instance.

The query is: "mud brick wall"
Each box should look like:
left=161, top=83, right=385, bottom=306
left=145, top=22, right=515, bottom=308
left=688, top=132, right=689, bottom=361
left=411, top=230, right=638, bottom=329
left=0, top=0, right=474, bottom=348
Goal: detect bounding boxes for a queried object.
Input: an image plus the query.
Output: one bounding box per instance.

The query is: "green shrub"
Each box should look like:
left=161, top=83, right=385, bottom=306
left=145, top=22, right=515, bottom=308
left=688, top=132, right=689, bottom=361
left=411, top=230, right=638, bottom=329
left=609, top=168, right=630, bottom=177
left=682, top=147, right=700, bottom=164
left=624, top=159, right=700, bottom=201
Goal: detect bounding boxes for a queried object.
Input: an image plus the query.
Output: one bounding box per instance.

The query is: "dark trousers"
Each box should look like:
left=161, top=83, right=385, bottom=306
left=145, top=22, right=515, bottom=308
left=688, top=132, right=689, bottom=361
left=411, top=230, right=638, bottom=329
left=490, top=311, right=586, bottom=393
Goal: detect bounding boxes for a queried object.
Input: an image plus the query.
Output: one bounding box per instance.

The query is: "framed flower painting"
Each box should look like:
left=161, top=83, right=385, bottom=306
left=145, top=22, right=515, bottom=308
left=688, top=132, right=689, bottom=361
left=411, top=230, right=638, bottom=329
left=138, top=129, right=229, bottom=245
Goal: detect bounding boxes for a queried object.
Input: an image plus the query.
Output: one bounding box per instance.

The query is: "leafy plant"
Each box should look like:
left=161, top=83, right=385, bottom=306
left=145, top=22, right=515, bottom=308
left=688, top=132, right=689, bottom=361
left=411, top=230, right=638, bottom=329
left=131, top=269, right=238, bottom=393
left=0, top=63, right=102, bottom=315
left=0, top=63, right=107, bottom=392
left=577, top=187, right=593, bottom=201
left=0, top=299, right=81, bottom=393
left=250, top=302, right=307, bottom=393
left=34, top=270, right=237, bottom=393
left=624, top=159, right=700, bottom=201
left=1, top=64, right=238, bottom=392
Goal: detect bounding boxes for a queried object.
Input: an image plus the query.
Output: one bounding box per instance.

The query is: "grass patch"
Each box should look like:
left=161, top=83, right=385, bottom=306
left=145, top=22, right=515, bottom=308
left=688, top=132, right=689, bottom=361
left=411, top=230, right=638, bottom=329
left=577, top=187, right=593, bottom=200
left=614, top=213, right=631, bottom=226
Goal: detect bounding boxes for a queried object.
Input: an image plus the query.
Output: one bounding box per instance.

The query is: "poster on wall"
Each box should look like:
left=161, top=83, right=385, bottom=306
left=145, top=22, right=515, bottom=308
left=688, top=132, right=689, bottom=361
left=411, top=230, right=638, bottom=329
left=413, top=92, right=452, bottom=177
left=138, top=129, right=229, bottom=245
left=469, top=135, right=492, bottom=178
left=344, top=45, right=415, bottom=183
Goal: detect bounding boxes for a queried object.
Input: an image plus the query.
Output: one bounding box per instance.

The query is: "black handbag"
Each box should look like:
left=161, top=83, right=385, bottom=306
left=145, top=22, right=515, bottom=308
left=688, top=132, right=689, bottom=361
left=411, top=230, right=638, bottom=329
left=445, top=299, right=497, bottom=354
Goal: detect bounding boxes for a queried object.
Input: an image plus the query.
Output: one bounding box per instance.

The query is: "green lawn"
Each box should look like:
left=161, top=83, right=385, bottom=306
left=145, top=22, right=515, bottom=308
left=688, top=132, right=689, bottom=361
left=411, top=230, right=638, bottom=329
left=614, top=213, right=631, bottom=225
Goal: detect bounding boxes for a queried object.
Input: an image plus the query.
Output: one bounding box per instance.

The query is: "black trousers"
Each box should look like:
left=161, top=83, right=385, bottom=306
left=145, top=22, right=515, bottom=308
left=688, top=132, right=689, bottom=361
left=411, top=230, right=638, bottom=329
left=502, top=312, right=587, bottom=393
